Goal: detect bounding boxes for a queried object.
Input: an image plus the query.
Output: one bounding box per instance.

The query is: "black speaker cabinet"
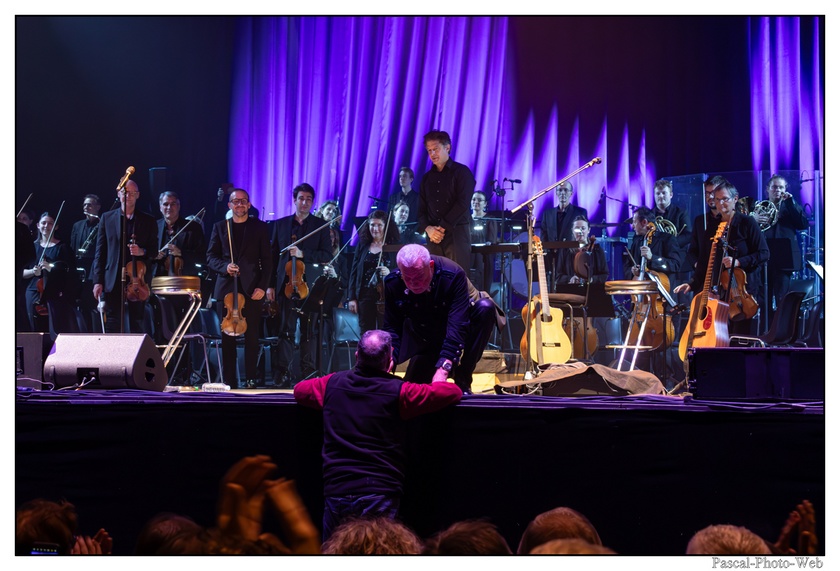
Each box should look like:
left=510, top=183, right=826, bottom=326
left=43, top=334, right=168, bottom=391
left=688, top=347, right=824, bottom=400
left=16, top=332, right=53, bottom=385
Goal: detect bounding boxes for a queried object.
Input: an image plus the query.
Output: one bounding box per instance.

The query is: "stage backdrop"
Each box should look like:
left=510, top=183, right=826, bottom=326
left=229, top=16, right=824, bottom=235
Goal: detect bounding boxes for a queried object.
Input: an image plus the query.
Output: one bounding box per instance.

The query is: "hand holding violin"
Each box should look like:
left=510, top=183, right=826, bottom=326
left=639, top=245, right=652, bottom=260
left=227, top=263, right=240, bottom=277
left=721, top=256, right=739, bottom=269
left=128, top=242, right=146, bottom=257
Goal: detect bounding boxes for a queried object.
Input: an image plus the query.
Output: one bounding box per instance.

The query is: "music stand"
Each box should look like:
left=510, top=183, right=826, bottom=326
left=297, top=275, right=333, bottom=376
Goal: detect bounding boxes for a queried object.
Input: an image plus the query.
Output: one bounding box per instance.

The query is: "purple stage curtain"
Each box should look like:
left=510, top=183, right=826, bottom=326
left=229, top=16, right=511, bottom=226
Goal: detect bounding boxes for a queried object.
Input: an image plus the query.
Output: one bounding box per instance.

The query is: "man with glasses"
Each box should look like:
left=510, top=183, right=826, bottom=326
left=759, top=174, right=809, bottom=319
left=538, top=181, right=588, bottom=291
left=266, top=183, right=333, bottom=387
left=206, top=189, right=273, bottom=388
left=92, top=180, right=158, bottom=334
left=70, top=194, right=102, bottom=331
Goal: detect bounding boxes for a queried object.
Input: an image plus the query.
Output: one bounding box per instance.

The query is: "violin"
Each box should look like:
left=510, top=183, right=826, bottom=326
left=564, top=237, right=598, bottom=358
left=222, top=219, right=247, bottom=336
left=34, top=201, right=67, bottom=316
left=164, top=251, right=184, bottom=276
left=125, top=234, right=150, bottom=302
left=718, top=236, right=759, bottom=321
left=222, top=271, right=248, bottom=336
left=720, top=266, right=758, bottom=321
left=627, top=224, right=674, bottom=351
left=284, top=234, right=309, bottom=300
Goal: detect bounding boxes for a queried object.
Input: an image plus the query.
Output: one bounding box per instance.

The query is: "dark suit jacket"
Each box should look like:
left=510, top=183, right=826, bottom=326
left=91, top=209, right=158, bottom=292
left=763, top=198, right=809, bottom=272
left=206, top=217, right=273, bottom=299
left=538, top=204, right=589, bottom=242
left=656, top=203, right=692, bottom=251
left=623, top=231, right=684, bottom=281
left=153, top=217, right=206, bottom=278
left=270, top=214, right=333, bottom=292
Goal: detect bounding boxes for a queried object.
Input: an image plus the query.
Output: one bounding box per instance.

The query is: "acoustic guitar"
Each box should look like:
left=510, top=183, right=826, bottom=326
left=520, top=235, right=572, bottom=365
left=678, top=222, right=731, bottom=365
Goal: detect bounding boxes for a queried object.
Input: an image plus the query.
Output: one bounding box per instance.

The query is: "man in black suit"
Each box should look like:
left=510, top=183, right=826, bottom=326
left=538, top=181, right=588, bottom=291
left=387, top=167, right=419, bottom=224
left=758, top=174, right=810, bottom=319
left=70, top=194, right=102, bottom=331
left=153, top=191, right=206, bottom=278
left=266, top=183, right=333, bottom=385
left=206, top=189, right=273, bottom=388
left=91, top=180, right=158, bottom=334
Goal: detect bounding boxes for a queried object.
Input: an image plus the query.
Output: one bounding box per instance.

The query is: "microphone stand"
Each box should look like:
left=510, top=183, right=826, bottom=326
left=510, top=158, right=602, bottom=379
left=120, top=197, right=127, bottom=334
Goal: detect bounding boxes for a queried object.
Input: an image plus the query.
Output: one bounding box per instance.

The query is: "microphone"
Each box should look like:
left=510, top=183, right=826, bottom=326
left=599, top=187, right=606, bottom=205
left=116, top=166, right=135, bottom=191
left=504, top=177, right=522, bottom=184
left=589, top=157, right=602, bottom=166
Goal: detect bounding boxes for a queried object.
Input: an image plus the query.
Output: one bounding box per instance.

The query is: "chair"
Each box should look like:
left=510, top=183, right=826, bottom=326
left=199, top=304, right=274, bottom=385
left=730, top=290, right=805, bottom=348
left=327, top=307, right=361, bottom=372
left=151, top=294, right=214, bottom=385
left=794, top=299, right=823, bottom=348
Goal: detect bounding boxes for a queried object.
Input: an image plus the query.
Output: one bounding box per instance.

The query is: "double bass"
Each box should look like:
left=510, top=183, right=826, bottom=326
left=678, top=222, right=731, bottom=366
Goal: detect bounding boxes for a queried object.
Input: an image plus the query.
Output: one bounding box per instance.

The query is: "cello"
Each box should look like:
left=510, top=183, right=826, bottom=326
left=520, top=236, right=572, bottom=365
left=221, top=219, right=247, bottom=336
left=678, top=222, right=731, bottom=365
left=627, top=224, right=674, bottom=351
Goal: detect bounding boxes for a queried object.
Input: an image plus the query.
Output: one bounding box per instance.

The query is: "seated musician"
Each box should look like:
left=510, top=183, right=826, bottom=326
left=623, top=207, right=683, bottom=283
left=556, top=216, right=608, bottom=286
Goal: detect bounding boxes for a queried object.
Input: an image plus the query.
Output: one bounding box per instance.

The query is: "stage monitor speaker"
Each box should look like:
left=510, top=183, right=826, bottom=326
left=17, top=332, right=53, bottom=386
left=43, top=334, right=168, bottom=391
left=688, top=347, right=823, bottom=400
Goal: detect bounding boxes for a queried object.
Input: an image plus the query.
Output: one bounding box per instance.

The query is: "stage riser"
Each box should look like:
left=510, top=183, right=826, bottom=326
left=689, top=347, right=824, bottom=399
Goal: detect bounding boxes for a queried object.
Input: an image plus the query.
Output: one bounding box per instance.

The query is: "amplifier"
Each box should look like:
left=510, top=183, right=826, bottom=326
left=688, top=347, right=824, bottom=400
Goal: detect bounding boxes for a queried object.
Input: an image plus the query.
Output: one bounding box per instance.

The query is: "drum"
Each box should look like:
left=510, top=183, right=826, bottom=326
left=151, top=276, right=201, bottom=295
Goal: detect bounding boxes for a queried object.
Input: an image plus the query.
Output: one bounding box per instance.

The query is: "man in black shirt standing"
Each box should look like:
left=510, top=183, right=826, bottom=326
left=70, top=194, right=102, bottom=331
left=387, top=167, right=419, bottom=225
left=418, top=130, right=475, bottom=274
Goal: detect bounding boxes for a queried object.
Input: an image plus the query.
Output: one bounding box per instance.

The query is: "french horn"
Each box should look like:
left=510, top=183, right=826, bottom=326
left=750, top=200, right=778, bottom=231
left=654, top=216, right=678, bottom=236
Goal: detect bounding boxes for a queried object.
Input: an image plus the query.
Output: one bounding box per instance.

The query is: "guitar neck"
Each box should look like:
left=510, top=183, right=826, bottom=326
left=536, top=250, right=550, bottom=316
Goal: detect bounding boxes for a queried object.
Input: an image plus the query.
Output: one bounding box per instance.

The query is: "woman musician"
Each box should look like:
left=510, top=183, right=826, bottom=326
left=674, top=181, right=769, bottom=336
left=22, top=211, right=74, bottom=332
left=347, top=209, right=401, bottom=335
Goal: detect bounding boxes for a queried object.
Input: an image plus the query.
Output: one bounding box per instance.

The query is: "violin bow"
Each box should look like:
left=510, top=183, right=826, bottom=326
left=160, top=207, right=206, bottom=253
left=37, top=200, right=66, bottom=267
left=17, top=193, right=33, bottom=219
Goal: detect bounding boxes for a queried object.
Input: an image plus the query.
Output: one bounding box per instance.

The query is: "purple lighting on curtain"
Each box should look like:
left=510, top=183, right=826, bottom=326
left=229, top=16, right=511, bottom=223
left=229, top=16, right=678, bottom=233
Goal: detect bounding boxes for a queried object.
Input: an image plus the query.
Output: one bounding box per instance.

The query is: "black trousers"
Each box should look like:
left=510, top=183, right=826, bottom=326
left=400, top=297, right=497, bottom=392
left=217, top=295, right=263, bottom=384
